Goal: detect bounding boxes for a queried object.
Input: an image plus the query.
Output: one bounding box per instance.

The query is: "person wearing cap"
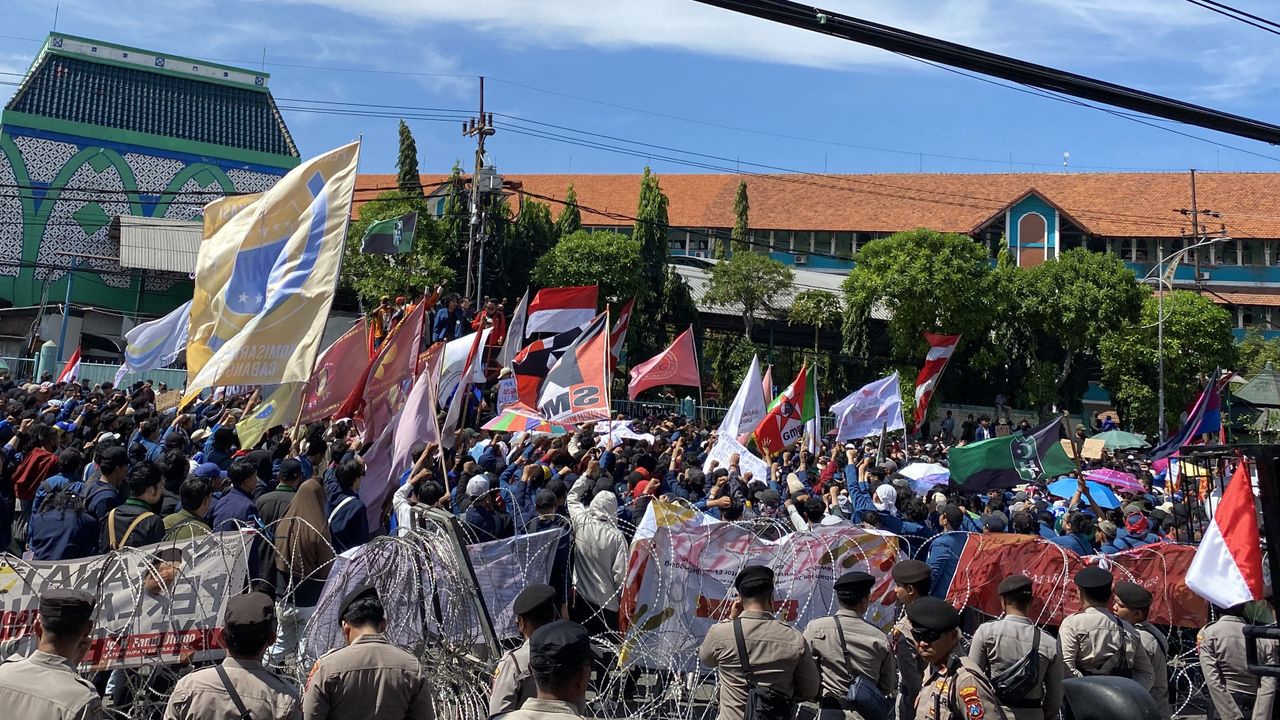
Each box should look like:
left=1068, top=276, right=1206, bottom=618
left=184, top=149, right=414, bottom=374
left=1196, top=601, right=1278, bottom=720
left=165, top=591, right=299, bottom=719
left=496, top=620, right=597, bottom=720
left=0, top=590, right=101, bottom=718
left=967, top=575, right=1063, bottom=720
left=1057, top=566, right=1153, bottom=689
left=490, top=584, right=560, bottom=717
left=303, top=584, right=434, bottom=720
left=1112, top=581, right=1170, bottom=718
left=889, top=559, right=932, bottom=720
left=462, top=474, right=514, bottom=543
left=802, top=570, right=895, bottom=719
left=909, top=597, right=1008, bottom=720
left=698, top=565, right=820, bottom=720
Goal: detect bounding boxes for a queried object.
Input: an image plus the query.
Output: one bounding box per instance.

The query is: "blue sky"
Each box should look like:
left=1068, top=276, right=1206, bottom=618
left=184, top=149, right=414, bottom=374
left=3, top=0, right=1280, bottom=176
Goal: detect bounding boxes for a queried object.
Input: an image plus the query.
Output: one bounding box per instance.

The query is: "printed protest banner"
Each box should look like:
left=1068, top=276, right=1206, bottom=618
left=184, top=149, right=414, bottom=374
left=620, top=502, right=903, bottom=672
left=943, top=532, right=1206, bottom=627
left=0, top=532, right=249, bottom=670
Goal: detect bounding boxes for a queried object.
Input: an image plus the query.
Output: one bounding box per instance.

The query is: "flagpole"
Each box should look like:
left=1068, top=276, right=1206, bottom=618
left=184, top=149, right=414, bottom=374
left=604, top=312, right=613, bottom=422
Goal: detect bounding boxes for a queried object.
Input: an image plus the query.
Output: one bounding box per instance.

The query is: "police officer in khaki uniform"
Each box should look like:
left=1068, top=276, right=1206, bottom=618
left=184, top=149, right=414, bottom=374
left=699, top=565, right=821, bottom=720
left=495, top=620, right=598, bottom=720
left=303, top=584, right=435, bottom=720
left=1057, top=567, right=1153, bottom=689
left=0, top=589, right=101, bottom=720
left=165, top=591, right=300, bottom=720
left=1112, top=582, right=1170, bottom=719
left=966, top=575, right=1063, bottom=720
left=803, top=570, right=896, bottom=719
left=908, top=597, right=1009, bottom=720
left=490, top=584, right=558, bottom=717
left=1197, top=602, right=1278, bottom=720
left=889, top=559, right=931, bottom=720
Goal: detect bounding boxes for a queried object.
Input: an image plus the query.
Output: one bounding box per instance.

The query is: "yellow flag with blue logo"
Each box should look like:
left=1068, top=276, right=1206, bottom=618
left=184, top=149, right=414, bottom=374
left=236, top=382, right=305, bottom=449
left=185, top=142, right=360, bottom=404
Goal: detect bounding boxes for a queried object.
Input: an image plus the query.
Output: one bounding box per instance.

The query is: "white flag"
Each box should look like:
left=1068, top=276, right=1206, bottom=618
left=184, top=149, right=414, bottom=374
left=114, top=300, right=192, bottom=386
left=719, top=356, right=767, bottom=438
left=804, top=365, right=822, bottom=455
left=832, top=373, right=906, bottom=442
left=438, top=329, right=491, bottom=410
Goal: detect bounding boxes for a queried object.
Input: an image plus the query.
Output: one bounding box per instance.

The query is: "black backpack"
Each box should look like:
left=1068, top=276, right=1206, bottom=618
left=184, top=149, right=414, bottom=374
left=990, top=620, right=1041, bottom=704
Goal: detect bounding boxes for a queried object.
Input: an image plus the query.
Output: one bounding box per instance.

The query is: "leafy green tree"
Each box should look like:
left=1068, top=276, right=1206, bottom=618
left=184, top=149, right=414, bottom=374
left=556, top=183, right=582, bottom=236
left=661, top=266, right=700, bottom=337
left=396, top=120, right=423, bottom=197
left=789, top=289, right=841, bottom=351
left=1237, top=327, right=1280, bottom=376
left=704, top=251, right=794, bottom=338
left=629, top=168, right=672, bottom=359
left=842, top=228, right=991, bottom=362
left=532, top=230, right=644, bottom=305
left=342, top=191, right=453, bottom=304
left=1099, top=290, right=1237, bottom=432
left=722, top=180, right=749, bottom=259
left=706, top=332, right=758, bottom=397
left=1021, top=248, right=1144, bottom=393
left=488, top=199, right=558, bottom=304
left=438, top=163, right=468, bottom=279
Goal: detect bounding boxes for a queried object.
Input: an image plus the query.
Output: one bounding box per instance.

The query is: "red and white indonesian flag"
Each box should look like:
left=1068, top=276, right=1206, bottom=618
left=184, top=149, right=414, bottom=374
left=913, top=333, right=960, bottom=427
left=526, top=285, right=598, bottom=335
left=537, top=312, right=611, bottom=424
left=58, top=346, right=81, bottom=384
left=627, top=326, right=700, bottom=400
left=1187, top=462, right=1265, bottom=608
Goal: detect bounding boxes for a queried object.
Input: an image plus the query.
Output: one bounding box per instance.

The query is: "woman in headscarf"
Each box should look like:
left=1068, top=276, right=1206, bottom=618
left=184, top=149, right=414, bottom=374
left=265, top=477, right=334, bottom=666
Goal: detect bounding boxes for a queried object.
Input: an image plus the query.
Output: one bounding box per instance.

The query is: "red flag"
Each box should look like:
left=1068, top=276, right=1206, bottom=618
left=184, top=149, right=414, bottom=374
left=627, top=326, right=700, bottom=399
left=761, top=365, right=773, bottom=401
left=537, top=312, right=611, bottom=424
left=527, top=285, right=597, bottom=334
left=913, top=333, right=961, bottom=428
left=752, top=363, right=814, bottom=457
left=610, top=297, right=634, bottom=369
left=299, top=321, right=366, bottom=424
left=57, top=346, right=81, bottom=384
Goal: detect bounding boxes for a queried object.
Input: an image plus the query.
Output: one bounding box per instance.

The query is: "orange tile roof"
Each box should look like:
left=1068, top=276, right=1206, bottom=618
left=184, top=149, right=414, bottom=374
left=354, top=171, right=1280, bottom=239
left=1203, top=291, right=1280, bottom=307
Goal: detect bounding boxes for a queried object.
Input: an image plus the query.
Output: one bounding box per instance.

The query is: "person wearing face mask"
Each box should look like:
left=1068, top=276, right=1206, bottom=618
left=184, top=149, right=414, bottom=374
left=909, top=596, right=1009, bottom=720
left=0, top=589, right=102, bottom=719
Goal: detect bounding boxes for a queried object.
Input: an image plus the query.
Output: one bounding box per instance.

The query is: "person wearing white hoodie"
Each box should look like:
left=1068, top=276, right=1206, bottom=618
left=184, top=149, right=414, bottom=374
left=566, top=476, right=628, bottom=623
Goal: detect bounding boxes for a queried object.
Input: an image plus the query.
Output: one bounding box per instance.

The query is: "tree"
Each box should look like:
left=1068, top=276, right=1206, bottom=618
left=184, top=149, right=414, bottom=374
left=629, top=168, right=672, bottom=359
left=556, top=183, right=582, bottom=236
left=1021, top=248, right=1144, bottom=393
left=488, top=199, right=558, bottom=304
left=841, top=228, right=991, bottom=362
left=532, top=230, right=644, bottom=305
left=722, top=179, right=750, bottom=259
left=341, top=190, right=453, bottom=304
left=1237, top=327, right=1280, bottom=376
left=706, top=332, right=758, bottom=396
left=789, top=289, right=841, bottom=351
left=704, top=251, right=794, bottom=338
left=1099, top=290, right=1237, bottom=432
left=438, top=163, right=468, bottom=278
left=396, top=120, right=423, bottom=197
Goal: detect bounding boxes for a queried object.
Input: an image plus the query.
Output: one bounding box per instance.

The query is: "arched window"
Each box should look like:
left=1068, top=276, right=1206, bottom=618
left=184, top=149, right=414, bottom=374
left=1017, top=212, right=1047, bottom=267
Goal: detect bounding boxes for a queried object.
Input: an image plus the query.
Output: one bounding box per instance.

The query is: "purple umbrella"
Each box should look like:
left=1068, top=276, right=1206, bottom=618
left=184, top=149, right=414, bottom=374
left=1084, top=468, right=1145, bottom=495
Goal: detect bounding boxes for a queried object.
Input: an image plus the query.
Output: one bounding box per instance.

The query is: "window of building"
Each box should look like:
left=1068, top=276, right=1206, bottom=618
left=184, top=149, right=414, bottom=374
left=692, top=230, right=710, bottom=255
left=791, top=231, right=811, bottom=253
left=1243, top=240, right=1266, bottom=266
left=813, top=231, right=833, bottom=256
left=1241, top=306, right=1271, bottom=329
left=834, top=231, right=854, bottom=259
left=1219, top=238, right=1240, bottom=265
left=1017, top=213, right=1047, bottom=249
left=772, top=230, right=791, bottom=253
left=1134, top=239, right=1155, bottom=263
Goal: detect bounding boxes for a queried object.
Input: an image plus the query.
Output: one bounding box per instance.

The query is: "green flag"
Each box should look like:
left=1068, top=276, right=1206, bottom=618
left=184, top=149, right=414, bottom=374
left=360, top=212, right=417, bottom=254
left=948, top=418, right=1073, bottom=491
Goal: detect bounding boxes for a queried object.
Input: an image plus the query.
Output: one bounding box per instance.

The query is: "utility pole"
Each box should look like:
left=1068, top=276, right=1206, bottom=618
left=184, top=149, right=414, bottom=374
left=1190, top=168, right=1200, bottom=281
left=462, top=77, right=495, bottom=305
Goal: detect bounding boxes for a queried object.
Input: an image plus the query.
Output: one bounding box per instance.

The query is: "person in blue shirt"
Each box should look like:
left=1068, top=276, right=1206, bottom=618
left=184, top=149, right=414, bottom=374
left=28, top=479, right=99, bottom=560
left=432, top=296, right=463, bottom=342
left=30, top=448, right=85, bottom=515
left=129, top=419, right=164, bottom=464
left=82, top=445, right=128, bottom=522
left=204, top=426, right=238, bottom=471
left=1048, top=510, right=1098, bottom=555
left=327, top=458, right=369, bottom=553
left=208, top=458, right=260, bottom=532
left=462, top=475, right=513, bottom=543
left=1108, top=512, right=1162, bottom=551
left=926, top=504, right=971, bottom=597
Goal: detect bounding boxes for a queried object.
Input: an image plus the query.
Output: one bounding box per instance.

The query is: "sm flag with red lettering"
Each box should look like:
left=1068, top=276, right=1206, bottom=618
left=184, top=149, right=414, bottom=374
left=752, top=363, right=815, bottom=456
left=537, top=312, right=610, bottom=424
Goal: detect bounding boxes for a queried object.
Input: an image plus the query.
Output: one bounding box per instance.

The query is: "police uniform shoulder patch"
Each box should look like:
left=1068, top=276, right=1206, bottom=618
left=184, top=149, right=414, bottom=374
left=305, top=659, right=322, bottom=691
left=959, top=686, right=983, bottom=720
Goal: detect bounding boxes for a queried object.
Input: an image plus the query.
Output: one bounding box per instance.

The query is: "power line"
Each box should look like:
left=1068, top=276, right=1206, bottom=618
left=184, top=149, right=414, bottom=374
left=1184, top=0, right=1280, bottom=35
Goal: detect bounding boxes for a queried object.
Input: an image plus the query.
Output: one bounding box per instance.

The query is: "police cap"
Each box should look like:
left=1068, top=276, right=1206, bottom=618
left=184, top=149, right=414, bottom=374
left=39, top=589, right=95, bottom=625
left=734, top=565, right=774, bottom=592
left=834, top=571, right=874, bottom=601
left=891, top=559, right=931, bottom=585
left=513, top=583, right=557, bottom=616
left=1073, top=566, right=1113, bottom=592
left=997, top=574, right=1033, bottom=596
left=1113, top=581, right=1153, bottom=610
left=529, top=620, right=599, bottom=674
left=225, top=591, right=274, bottom=628
left=906, top=596, right=962, bottom=632
left=339, top=582, right=380, bottom=620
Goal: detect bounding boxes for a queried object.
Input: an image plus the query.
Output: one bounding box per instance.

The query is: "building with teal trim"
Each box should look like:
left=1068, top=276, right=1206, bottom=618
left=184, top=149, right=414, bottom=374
left=0, top=33, right=298, bottom=359
left=375, top=171, right=1280, bottom=339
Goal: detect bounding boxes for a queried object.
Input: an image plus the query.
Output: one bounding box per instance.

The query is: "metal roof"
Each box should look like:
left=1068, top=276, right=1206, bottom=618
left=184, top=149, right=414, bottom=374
left=114, top=216, right=201, bottom=274
left=670, top=255, right=886, bottom=319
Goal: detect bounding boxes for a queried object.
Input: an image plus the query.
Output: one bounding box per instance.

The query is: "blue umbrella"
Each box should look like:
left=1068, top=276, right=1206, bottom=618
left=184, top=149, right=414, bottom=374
left=1046, top=477, right=1120, bottom=510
